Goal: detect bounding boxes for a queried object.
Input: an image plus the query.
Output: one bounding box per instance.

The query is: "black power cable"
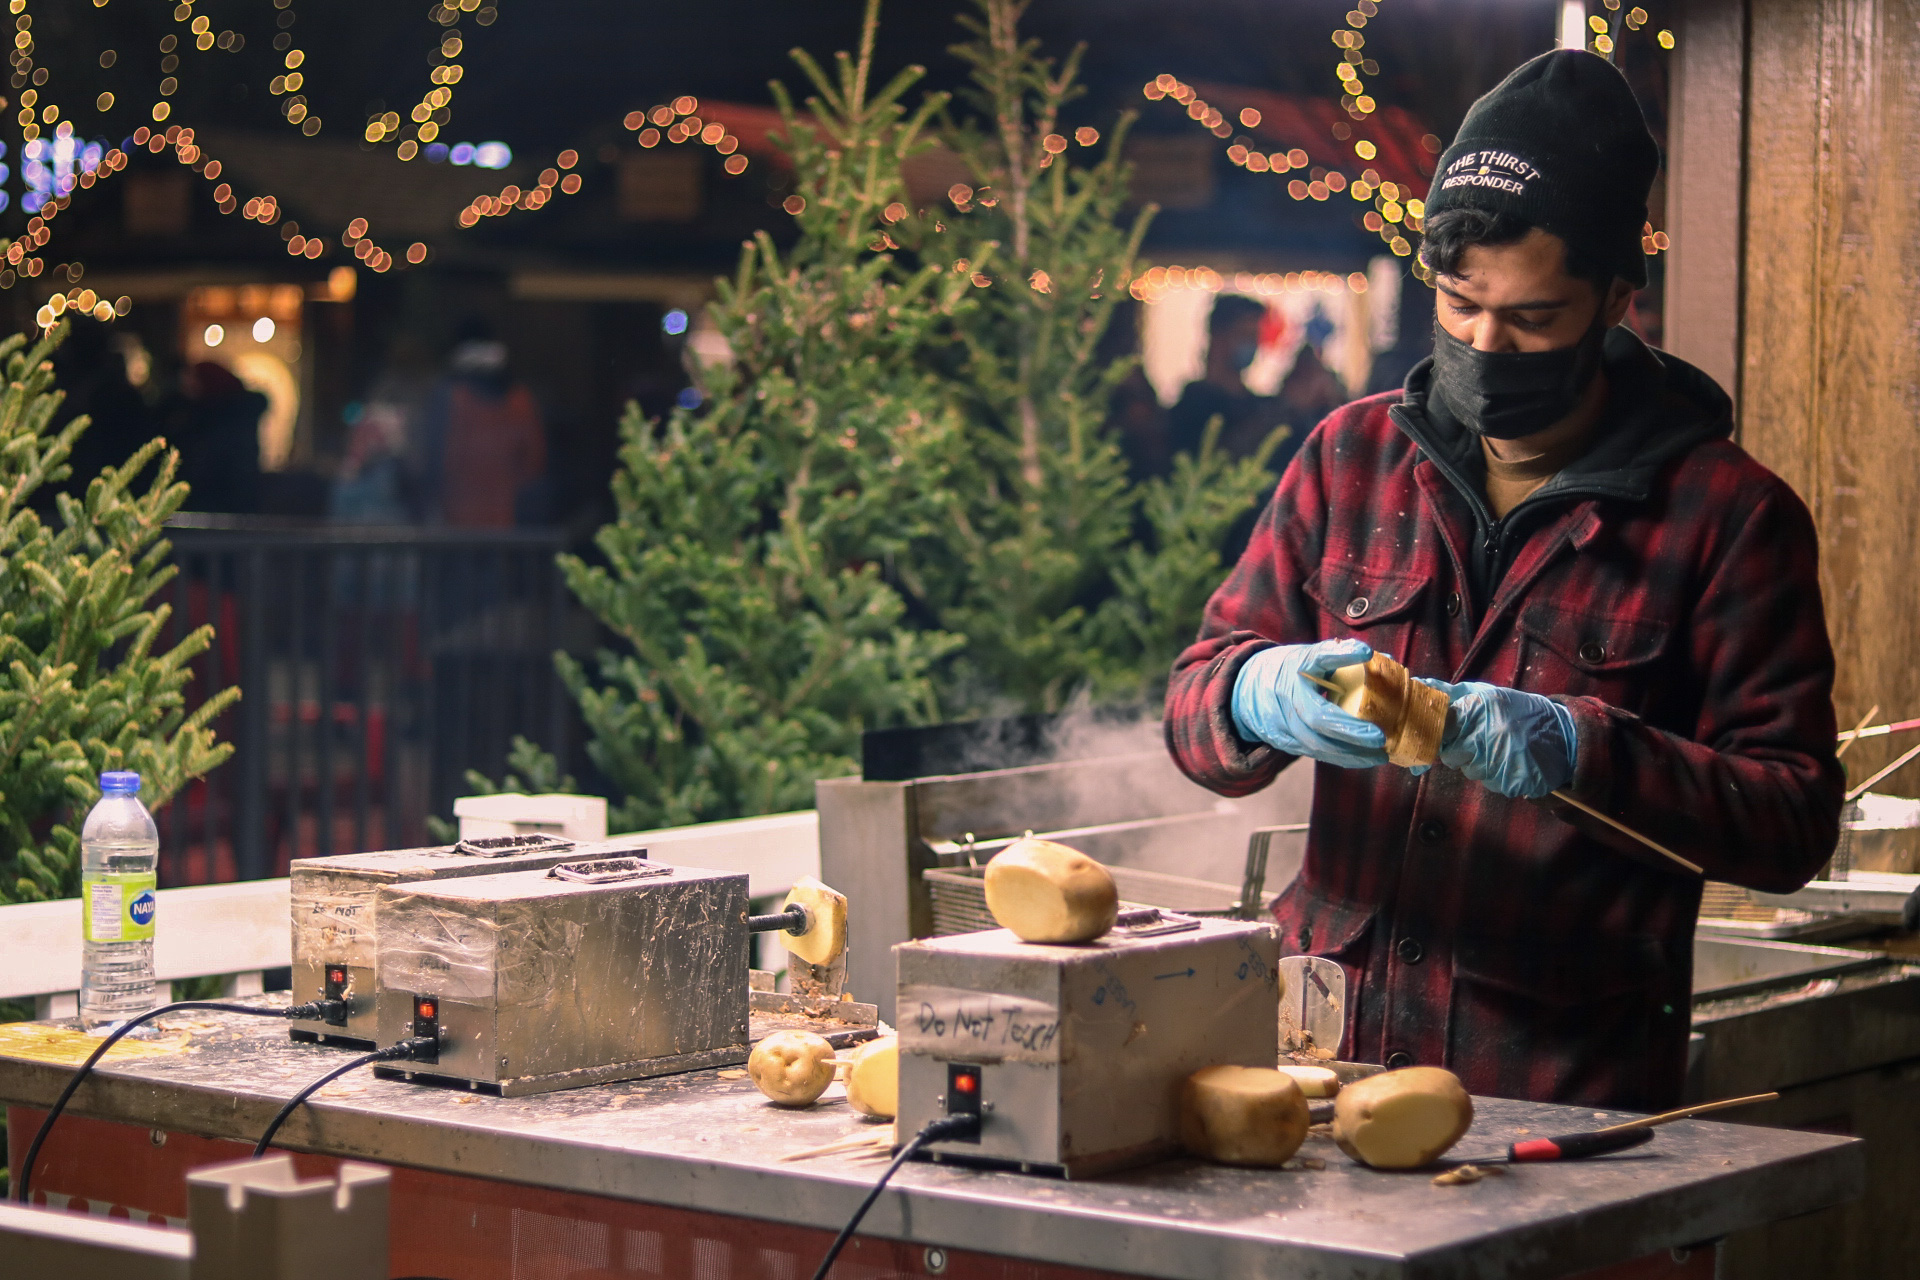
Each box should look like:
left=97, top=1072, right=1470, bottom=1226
left=809, top=1114, right=980, bottom=1280
left=14, top=998, right=346, bottom=1203
left=253, top=1037, right=435, bottom=1158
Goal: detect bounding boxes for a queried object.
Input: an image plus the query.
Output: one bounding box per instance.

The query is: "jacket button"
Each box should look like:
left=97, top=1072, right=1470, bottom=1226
left=1578, top=640, right=1607, bottom=663
left=1345, top=596, right=1370, bottom=620
left=1418, top=820, right=1447, bottom=845
left=1395, top=937, right=1425, bottom=965
left=1385, top=1051, right=1414, bottom=1069
left=1298, top=924, right=1313, bottom=951
left=1444, top=592, right=1461, bottom=618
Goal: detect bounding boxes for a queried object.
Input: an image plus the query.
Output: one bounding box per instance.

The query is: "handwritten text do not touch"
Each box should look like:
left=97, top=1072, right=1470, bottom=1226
left=898, top=985, right=1063, bottom=1064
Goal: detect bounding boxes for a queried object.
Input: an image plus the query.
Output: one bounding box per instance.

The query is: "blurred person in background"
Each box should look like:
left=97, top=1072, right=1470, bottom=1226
left=50, top=318, right=157, bottom=502
left=1167, top=294, right=1287, bottom=466
left=328, top=401, right=416, bottom=523
left=169, top=360, right=265, bottom=515
left=1096, top=299, right=1170, bottom=481
left=1274, top=304, right=1350, bottom=450
left=418, top=320, right=548, bottom=528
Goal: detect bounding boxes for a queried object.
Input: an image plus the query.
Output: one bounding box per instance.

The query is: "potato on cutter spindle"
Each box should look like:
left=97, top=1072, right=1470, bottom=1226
left=779, top=876, right=849, bottom=966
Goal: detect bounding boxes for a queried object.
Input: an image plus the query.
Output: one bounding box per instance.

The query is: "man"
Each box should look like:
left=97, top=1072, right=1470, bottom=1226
left=1167, top=293, right=1294, bottom=468
left=1274, top=324, right=1347, bottom=448
left=1164, top=50, right=1841, bottom=1110
left=419, top=321, right=549, bottom=528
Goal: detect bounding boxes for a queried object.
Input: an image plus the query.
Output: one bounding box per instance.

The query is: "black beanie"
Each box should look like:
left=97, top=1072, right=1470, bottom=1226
left=1426, top=50, right=1661, bottom=287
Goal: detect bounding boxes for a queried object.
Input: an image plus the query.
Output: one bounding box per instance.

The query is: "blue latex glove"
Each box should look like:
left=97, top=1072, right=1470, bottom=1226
left=1415, top=678, right=1577, bottom=799
left=1231, top=639, right=1389, bottom=770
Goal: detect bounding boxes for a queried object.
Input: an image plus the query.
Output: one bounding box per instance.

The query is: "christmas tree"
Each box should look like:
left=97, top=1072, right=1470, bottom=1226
left=555, top=0, right=972, bottom=831
left=0, top=324, right=238, bottom=904
left=931, top=0, right=1279, bottom=710
left=518, top=0, right=1277, bottom=828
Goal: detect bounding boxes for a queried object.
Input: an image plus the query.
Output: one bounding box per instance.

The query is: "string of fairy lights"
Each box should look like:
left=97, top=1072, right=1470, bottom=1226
left=8, top=3, right=1678, bottom=330
left=1142, top=1, right=1676, bottom=277
left=1, top=0, right=753, bottom=327
left=1587, top=1, right=1674, bottom=58
left=621, top=97, right=752, bottom=177
left=1142, top=71, right=1424, bottom=263
left=1130, top=265, right=1371, bottom=307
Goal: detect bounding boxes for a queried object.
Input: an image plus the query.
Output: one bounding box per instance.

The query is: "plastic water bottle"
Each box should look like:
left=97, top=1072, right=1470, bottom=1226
left=79, top=771, right=160, bottom=1031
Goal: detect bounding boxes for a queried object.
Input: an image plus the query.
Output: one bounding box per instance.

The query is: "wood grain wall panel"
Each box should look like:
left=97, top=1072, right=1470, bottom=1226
left=1664, top=0, right=1747, bottom=404
left=1739, top=0, right=1920, bottom=792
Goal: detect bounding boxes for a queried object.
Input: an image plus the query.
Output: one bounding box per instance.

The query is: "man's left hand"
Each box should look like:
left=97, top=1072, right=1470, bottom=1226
left=1415, top=679, right=1577, bottom=800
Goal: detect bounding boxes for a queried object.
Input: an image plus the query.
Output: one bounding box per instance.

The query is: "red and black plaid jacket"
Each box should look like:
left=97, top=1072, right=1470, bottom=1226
left=1165, top=335, right=1842, bottom=1110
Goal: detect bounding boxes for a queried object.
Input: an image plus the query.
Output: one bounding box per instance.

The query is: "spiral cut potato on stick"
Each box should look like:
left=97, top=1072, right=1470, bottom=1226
left=1323, top=652, right=1450, bottom=768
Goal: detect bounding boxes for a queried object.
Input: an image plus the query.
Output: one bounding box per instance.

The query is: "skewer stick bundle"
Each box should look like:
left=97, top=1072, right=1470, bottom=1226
left=1836, top=714, right=1920, bottom=744
left=1836, top=705, right=1881, bottom=759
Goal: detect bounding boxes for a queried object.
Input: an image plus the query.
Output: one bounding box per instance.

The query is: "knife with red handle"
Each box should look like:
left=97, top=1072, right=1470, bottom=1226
left=1454, top=1125, right=1656, bottom=1166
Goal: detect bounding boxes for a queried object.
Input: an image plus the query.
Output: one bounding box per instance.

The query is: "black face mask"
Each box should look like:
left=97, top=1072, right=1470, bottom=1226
left=1430, top=315, right=1607, bottom=440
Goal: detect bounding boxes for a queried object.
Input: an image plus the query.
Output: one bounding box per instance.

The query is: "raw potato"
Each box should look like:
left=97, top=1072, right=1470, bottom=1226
left=1274, top=1064, right=1341, bottom=1098
left=1332, top=1066, right=1473, bottom=1169
left=1179, top=1066, right=1311, bottom=1167
left=749, top=1030, right=837, bottom=1107
left=1326, top=653, right=1450, bottom=768
left=983, top=838, right=1119, bottom=944
left=780, top=876, right=849, bottom=967
left=846, top=1035, right=899, bottom=1119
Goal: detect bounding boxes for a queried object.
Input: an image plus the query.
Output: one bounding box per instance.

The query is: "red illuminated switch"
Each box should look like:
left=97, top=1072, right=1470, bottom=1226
left=944, top=1063, right=983, bottom=1142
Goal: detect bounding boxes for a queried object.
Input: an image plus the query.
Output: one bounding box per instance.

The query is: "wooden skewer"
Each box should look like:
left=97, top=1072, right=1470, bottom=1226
left=1547, top=790, right=1704, bottom=875
left=1591, top=1092, right=1779, bottom=1135
left=1835, top=705, right=1881, bottom=759
left=779, top=1127, right=895, bottom=1162
left=1836, top=714, right=1920, bottom=744
left=1301, top=673, right=1704, bottom=875
left=1846, top=738, right=1920, bottom=802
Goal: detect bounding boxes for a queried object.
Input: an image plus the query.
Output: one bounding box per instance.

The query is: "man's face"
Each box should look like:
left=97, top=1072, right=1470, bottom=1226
left=1434, top=228, right=1632, bottom=353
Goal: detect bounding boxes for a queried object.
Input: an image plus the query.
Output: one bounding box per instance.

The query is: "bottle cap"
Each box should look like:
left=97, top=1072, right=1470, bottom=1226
left=99, top=771, right=142, bottom=794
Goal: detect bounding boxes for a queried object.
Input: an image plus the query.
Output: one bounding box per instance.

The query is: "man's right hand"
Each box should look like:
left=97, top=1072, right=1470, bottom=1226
left=1230, top=639, right=1389, bottom=769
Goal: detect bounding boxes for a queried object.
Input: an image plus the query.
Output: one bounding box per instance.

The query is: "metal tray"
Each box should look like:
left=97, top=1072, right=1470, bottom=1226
left=1692, top=936, right=1890, bottom=1001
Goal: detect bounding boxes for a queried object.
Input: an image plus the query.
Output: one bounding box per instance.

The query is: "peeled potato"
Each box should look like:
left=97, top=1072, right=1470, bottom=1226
left=1179, top=1066, right=1310, bottom=1167
left=846, top=1035, right=899, bottom=1119
left=1332, top=1066, right=1473, bottom=1169
left=1274, top=1064, right=1341, bottom=1098
left=1326, top=653, right=1449, bottom=768
left=1327, top=652, right=1406, bottom=732
left=749, top=1030, right=837, bottom=1107
left=780, top=876, right=849, bottom=967
left=983, top=838, right=1119, bottom=944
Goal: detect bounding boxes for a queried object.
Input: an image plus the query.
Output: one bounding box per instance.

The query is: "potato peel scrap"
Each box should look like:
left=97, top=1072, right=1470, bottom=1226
left=1433, top=1163, right=1507, bottom=1186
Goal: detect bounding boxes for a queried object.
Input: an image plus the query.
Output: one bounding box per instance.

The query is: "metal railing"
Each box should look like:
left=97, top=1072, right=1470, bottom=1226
left=156, top=517, right=578, bottom=883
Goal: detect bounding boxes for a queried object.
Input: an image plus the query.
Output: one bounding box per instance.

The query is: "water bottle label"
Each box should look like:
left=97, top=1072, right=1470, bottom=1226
left=83, top=872, right=158, bottom=943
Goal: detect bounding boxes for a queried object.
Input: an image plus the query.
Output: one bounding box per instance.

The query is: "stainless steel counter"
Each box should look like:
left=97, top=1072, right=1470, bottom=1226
left=0, top=1000, right=1864, bottom=1280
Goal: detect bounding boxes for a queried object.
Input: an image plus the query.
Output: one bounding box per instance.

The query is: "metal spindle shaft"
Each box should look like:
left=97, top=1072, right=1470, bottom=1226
left=748, top=905, right=809, bottom=935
